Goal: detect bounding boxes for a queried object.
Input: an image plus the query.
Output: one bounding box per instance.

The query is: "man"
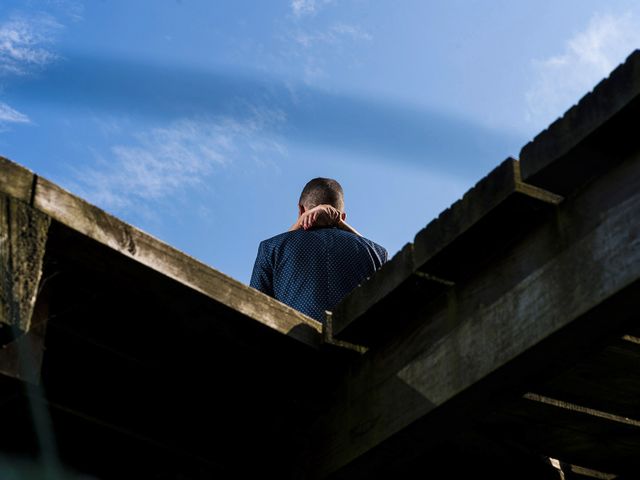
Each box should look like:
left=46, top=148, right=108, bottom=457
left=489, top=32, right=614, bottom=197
left=250, top=178, right=388, bottom=322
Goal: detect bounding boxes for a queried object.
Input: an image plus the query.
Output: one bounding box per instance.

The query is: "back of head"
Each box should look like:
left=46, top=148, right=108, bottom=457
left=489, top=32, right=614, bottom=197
left=299, top=177, right=345, bottom=211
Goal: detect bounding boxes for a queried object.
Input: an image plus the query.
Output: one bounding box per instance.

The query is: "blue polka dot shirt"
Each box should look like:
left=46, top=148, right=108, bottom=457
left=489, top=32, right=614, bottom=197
left=250, top=227, right=388, bottom=322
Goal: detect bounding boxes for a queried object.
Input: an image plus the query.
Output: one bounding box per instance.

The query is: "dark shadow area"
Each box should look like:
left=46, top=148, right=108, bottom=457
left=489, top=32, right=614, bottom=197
left=0, top=220, right=347, bottom=478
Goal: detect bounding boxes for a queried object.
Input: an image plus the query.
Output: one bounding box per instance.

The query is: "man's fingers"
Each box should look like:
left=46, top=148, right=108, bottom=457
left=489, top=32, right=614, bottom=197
left=306, top=213, right=315, bottom=229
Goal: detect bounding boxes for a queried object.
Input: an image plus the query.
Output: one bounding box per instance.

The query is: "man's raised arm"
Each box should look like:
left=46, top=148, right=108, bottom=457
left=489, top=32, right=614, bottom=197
left=289, top=204, right=362, bottom=236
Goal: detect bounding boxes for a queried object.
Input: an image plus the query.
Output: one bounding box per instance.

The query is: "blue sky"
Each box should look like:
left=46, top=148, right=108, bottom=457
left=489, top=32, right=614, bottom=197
left=1, top=0, right=639, bottom=283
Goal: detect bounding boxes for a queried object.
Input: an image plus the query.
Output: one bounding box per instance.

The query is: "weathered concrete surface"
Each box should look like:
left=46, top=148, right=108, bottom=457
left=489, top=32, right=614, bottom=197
left=331, top=158, right=562, bottom=345
left=412, top=158, right=562, bottom=272
left=304, top=146, right=640, bottom=478
left=0, top=155, right=322, bottom=349
left=34, top=176, right=322, bottom=348
left=520, top=49, right=640, bottom=195
left=0, top=156, right=34, bottom=204
left=0, top=193, right=50, bottom=338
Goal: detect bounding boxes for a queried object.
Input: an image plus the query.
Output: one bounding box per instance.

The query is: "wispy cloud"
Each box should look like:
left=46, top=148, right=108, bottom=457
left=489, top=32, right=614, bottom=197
left=44, top=0, right=85, bottom=22
left=67, top=109, right=287, bottom=212
left=0, top=13, right=62, bottom=132
left=0, top=101, right=30, bottom=125
left=291, top=0, right=334, bottom=19
left=526, top=11, right=640, bottom=129
left=288, top=22, right=372, bottom=83
left=294, top=22, right=372, bottom=47
left=0, top=14, right=62, bottom=76
left=282, top=0, right=373, bottom=83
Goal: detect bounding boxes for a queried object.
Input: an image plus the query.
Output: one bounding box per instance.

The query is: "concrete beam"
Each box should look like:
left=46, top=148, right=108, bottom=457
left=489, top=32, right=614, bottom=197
left=304, top=148, right=640, bottom=477
left=520, top=50, right=640, bottom=196
left=331, top=158, right=562, bottom=345
left=0, top=193, right=50, bottom=338
left=0, top=155, right=322, bottom=349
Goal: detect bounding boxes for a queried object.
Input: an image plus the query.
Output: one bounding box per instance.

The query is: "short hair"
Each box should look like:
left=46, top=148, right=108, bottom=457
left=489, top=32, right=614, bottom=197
left=299, top=177, right=344, bottom=211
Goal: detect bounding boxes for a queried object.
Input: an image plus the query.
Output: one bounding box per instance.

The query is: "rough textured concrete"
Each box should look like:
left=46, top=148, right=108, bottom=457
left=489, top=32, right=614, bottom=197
left=331, top=158, right=562, bottom=345
left=0, top=194, right=50, bottom=337
left=520, top=49, right=640, bottom=195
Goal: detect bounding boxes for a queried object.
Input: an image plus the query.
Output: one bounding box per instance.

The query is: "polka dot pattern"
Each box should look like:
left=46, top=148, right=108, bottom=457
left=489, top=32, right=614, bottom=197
left=250, top=228, right=388, bottom=322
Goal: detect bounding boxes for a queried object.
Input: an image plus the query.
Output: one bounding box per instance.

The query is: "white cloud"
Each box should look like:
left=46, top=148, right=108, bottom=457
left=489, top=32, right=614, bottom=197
left=294, top=23, right=371, bottom=47
left=526, top=12, right=640, bottom=130
left=69, top=110, right=287, bottom=211
left=279, top=1, right=372, bottom=85
left=0, top=12, right=65, bottom=132
left=331, top=23, right=372, bottom=41
left=289, top=22, right=372, bottom=83
left=0, top=14, right=62, bottom=76
left=291, top=0, right=334, bottom=19
left=0, top=102, right=30, bottom=124
left=44, top=0, right=85, bottom=22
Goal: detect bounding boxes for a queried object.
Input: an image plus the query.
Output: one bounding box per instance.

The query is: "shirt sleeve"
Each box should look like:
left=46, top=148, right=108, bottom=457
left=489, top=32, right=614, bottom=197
left=374, top=244, right=389, bottom=265
left=250, top=241, right=274, bottom=297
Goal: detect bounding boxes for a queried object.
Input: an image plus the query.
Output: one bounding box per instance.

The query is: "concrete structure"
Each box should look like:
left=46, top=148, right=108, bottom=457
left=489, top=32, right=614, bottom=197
left=1, top=50, right=640, bottom=479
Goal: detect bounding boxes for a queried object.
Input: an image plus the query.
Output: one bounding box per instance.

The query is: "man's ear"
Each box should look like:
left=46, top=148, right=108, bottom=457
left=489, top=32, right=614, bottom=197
left=298, top=204, right=306, bottom=217
left=341, top=212, right=347, bottom=221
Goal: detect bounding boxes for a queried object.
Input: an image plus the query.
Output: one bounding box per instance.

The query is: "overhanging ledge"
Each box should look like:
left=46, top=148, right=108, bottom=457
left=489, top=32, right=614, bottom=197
left=0, top=155, right=322, bottom=350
